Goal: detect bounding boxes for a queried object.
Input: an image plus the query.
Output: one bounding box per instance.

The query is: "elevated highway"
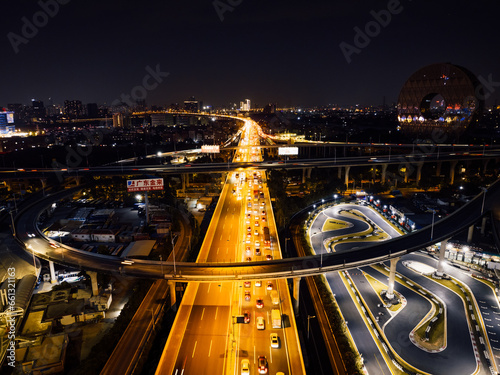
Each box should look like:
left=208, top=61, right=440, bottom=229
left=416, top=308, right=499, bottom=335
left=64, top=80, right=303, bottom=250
left=16, top=176, right=500, bottom=281
left=2, top=148, right=499, bottom=180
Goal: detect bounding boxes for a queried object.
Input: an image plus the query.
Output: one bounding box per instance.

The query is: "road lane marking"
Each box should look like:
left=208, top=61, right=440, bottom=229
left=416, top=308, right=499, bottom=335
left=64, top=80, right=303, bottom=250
left=201, top=307, right=205, bottom=320
left=174, top=370, right=178, bottom=375
left=207, top=283, right=211, bottom=293
left=208, top=339, right=213, bottom=357
left=270, top=346, right=273, bottom=363
left=220, top=234, right=222, bottom=240
left=192, top=341, right=197, bottom=358
left=217, top=248, right=219, bottom=254
left=254, top=346, right=256, bottom=363
left=215, top=307, right=218, bottom=320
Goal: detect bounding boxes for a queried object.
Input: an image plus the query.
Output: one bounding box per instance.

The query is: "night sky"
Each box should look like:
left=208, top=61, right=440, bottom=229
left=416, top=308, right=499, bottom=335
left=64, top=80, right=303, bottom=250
left=2, top=0, right=500, bottom=108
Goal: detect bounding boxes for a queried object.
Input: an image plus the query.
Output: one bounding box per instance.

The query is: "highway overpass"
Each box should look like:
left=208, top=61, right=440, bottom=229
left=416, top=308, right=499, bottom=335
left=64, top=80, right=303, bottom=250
left=15, top=175, right=500, bottom=281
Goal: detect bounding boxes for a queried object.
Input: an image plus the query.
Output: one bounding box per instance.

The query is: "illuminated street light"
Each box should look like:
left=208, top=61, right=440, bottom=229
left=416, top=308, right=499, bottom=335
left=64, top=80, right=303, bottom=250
left=307, top=315, right=316, bottom=340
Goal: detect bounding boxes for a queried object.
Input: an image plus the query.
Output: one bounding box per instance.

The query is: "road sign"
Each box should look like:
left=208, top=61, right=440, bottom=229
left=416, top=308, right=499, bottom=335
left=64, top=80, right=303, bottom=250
left=278, top=146, right=298, bottom=155
left=201, top=145, right=220, bottom=153
left=127, top=178, right=164, bottom=192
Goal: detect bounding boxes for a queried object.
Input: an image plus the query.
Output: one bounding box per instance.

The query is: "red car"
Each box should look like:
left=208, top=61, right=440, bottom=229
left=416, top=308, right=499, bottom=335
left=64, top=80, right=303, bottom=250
left=244, top=311, right=250, bottom=323
left=256, top=298, right=264, bottom=308
left=258, top=356, right=268, bottom=374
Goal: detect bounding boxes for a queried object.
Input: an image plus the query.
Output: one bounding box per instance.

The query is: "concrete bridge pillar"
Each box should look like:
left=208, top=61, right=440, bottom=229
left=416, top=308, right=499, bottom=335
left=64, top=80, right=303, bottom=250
left=168, top=280, right=177, bottom=310
left=436, top=162, right=442, bottom=177
left=381, top=164, right=388, bottom=183
left=302, top=168, right=307, bottom=183
left=307, top=168, right=312, bottom=179
left=416, top=162, right=424, bottom=185
left=338, top=167, right=342, bottom=180
left=435, top=239, right=448, bottom=276
left=49, top=261, right=57, bottom=284
left=292, top=277, right=301, bottom=314
left=385, top=257, right=400, bottom=300
left=87, top=271, right=99, bottom=296
left=481, top=216, right=487, bottom=235
left=344, top=166, right=350, bottom=189
left=449, top=161, right=458, bottom=185
left=467, top=224, right=474, bottom=243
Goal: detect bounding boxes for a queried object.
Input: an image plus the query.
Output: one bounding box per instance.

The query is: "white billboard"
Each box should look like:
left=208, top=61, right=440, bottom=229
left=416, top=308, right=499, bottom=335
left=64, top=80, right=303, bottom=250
left=201, top=145, right=220, bottom=153
left=278, top=146, right=298, bottom=156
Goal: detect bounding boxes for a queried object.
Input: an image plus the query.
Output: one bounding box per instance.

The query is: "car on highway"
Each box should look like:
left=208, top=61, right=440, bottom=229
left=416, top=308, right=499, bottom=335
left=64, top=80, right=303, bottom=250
left=266, top=255, right=272, bottom=260
left=257, top=316, right=265, bottom=330
left=255, top=280, right=262, bottom=287
left=255, top=241, right=260, bottom=247
left=244, top=281, right=251, bottom=288
left=246, top=246, right=251, bottom=254
left=255, top=220, right=259, bottom=227
left=246, top=257, right=252, bottom=262
left=255, top=248, right=261, bottom=256
left=270, top=333, right=279, bottom=348
left=256, top=298, right=264, bottom=308
left=257, top=356, right=268, bottom=374
left=49, top=242, right=60, bottom=248
left=245, top=291, right=251, bottom=301
left=244, top=311, right=250, bottom=323
left=247, top=226, right=252, bottom=232
left=241, top=359, right=250, bottom=375
left=267, top=281, right=273, bottom=290
left=254, top=229, right=259, bottom=236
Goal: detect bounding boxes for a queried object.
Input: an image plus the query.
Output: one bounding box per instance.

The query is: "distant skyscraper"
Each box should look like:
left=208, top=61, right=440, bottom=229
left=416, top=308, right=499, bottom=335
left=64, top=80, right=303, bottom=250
left=263, top=103, right=276, bottom=114
left=113, top=113, right=124, bottom=128
left=64, top=100, right=83, bottom=118
left=31, top=99, right=45, bottom=118
left=184, top=96, right=200, bottom=113
left=0, top=111, right=15, bottom=134
left=7, top=103, right=23, bottom=122
left=240, top=99, right=251, bottom=111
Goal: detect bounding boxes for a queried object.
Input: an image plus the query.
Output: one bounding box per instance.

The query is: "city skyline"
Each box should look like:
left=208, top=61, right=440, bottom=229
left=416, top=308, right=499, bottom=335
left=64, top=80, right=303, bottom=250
left=2, top=0, right=500, bottom=108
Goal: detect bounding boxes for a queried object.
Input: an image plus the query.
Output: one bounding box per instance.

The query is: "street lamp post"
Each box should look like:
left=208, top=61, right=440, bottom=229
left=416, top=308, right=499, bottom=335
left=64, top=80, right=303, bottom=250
left=160, top=255, right=163, bottom=276
left=307, top=315, right=316, bottom=340
left=9, top=210, right=15, bottom=236
left=430, top=210, right=436, bottom=241
left=171, top=232, right=178, bottom=276
left=481, top=187, right=487, bottom=215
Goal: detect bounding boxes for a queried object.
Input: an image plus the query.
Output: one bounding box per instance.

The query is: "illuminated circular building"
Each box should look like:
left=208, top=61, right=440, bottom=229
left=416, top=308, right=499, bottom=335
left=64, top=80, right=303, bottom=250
left=397, top=63, right=483, bottom=138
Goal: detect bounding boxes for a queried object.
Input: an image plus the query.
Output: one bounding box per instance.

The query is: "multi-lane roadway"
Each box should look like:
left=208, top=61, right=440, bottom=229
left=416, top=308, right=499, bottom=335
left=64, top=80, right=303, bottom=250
left=155, top=121, right=304, bottom=374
